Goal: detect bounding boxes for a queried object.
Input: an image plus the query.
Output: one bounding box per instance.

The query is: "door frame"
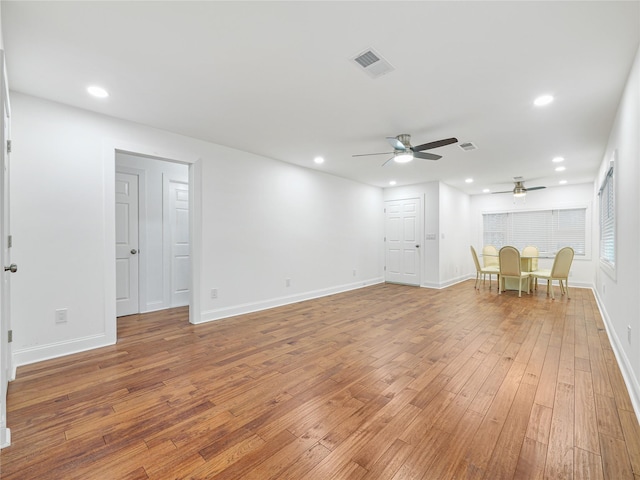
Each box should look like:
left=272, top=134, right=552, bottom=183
left=0, top=50, right=11, bottom=449
left=384, top=197, right=423, bottom=287
left=104, top=142, right=201, bottom=345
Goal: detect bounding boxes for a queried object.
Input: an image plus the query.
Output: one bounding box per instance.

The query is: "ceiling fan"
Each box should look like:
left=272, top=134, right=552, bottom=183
left=492, top=177, right=546, bottom=197
left=353, top=134, right=458, bottom=166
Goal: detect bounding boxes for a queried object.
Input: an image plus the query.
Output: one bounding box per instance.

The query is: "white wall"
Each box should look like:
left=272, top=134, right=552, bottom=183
left=469, top=182, right=595, bottom=287
left=593, top=45, right=640, bottom=415
left=10, top=92, right=384, bottom=366
left=116, top=153, right=188, bottom=312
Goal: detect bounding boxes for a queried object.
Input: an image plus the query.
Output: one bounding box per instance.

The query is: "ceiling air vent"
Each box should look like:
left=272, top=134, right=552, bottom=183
left=351, top=48, right=395, bottom=79
left=459, top=142, right=477, bottom=151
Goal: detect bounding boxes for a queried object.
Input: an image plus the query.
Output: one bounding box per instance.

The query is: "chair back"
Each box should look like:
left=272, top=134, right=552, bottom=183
left=522, top=245, right=539, bottom=271
left=470, top=246, right=482, bottom=272
left=551, top=247, right=574, bottom=277
left=482, top=245, right=499, bottom=267
left=499, top=246, right=521, bottom=276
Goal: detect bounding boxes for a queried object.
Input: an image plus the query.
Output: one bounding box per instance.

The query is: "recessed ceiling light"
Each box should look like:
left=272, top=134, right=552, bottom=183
left=87, top=85, right=109, bottom=98
left=465, top=178, right=473, bottom=183
left=552, top=156, right=564, bottom=163
left=313, top=156, right=324, bottom=164
left=389, top=180, right=397, bottom=186
left=483, top=188, right=491, bottom=193
left=534, top=94, right=554, bottom=106
left=555, top=166, right=566, bottom=172
left=559, top=180, right=568, bottom=185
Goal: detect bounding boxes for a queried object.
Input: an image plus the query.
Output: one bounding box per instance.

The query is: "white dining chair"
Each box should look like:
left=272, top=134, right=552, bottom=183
left=471, top=246, right=499, bottom=290
left=498, top=246, right=530, bottom=297
left=531, top=247, right=574, bottom=299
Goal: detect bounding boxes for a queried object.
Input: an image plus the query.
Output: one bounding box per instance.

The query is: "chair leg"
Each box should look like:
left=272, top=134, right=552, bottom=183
left=475, top=272, right=479, bottom=289
left=550, top=279, right=555, bottom=299
left=566, top=280, right=570, bottom=299
left=518, top=279, right=522, bottom=298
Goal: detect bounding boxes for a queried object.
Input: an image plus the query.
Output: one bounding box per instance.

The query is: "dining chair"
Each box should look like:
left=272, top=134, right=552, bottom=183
left=522, top=245, right=539, bottom=272
left=498, top=246, right=530, bottom=297
left=482, top=245, right=499, bottom=268
left=531, top=247, right=575, bottom=299
left=470, top=246, right=499, bottom=290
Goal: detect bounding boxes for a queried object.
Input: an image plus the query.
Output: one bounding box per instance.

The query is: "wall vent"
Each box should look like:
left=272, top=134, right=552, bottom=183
left=351, top=48, right=395, bottom=79
left=459, top=142, right=478, bottom=151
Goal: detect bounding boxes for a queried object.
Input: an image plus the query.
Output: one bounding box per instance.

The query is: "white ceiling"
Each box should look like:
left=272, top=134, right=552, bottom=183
left=2, top=1, right=639, bottom=194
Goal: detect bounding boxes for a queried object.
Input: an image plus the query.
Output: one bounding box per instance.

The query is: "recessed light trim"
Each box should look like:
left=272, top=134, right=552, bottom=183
left=552, top=156, right=564, bottom=163
left=534, top=94, right=554, bottom=106
left=465, top=178, right=473, bottom=183
left=389, top=180, right=397, bottom=186
left=482, top=188, right=491, bottom=193
left=87, top=85, right=109, bottom=98
left=313, top=156, right=324, bottom=164
left=559, top=180, right=568, bottom=185
left=555, top=166, right=566, bottom=172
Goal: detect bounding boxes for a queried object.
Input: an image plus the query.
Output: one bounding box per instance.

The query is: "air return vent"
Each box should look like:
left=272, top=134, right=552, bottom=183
left=351, top=48, right=395, bottom=79
left=459, top=142, right=478, bottom=151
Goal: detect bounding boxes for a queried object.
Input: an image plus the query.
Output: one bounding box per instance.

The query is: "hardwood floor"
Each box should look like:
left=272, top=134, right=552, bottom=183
left=2, top=281, right=639, bottom=479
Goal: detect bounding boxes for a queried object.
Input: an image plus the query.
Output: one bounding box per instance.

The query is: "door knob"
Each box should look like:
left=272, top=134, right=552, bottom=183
left=4, top=264, right=17, bottom=273
left=130, top=249, right=138, bottom=255
left=415, top=245, right=420, bottom=248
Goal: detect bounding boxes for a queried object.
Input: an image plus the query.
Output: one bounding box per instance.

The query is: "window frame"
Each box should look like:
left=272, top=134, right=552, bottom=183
left=598, top=155, right=616, bottom=280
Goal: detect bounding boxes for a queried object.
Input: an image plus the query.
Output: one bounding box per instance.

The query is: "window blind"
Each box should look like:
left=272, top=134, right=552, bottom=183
left=482, top=208, right=586, bottom=255
left=599, top=167, right=615, bottom=267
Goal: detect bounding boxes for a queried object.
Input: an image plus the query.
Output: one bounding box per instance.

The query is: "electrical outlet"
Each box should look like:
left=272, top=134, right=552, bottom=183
left=55, top=308, right=68, bottom=324
left=628, top=325, right=632, bottom=344
left=211, top=288, right=218, bottom=299
left=285, top=278, right=291, bottom=287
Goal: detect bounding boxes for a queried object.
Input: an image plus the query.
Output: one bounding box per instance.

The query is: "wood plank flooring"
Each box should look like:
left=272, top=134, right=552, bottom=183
left=2, top=281, right=639, bottom=479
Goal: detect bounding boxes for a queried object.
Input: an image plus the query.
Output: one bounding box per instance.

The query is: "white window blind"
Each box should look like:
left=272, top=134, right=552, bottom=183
left=482, top=208, right=586, bottom=255
left=599, top=166, right=615, bottom=267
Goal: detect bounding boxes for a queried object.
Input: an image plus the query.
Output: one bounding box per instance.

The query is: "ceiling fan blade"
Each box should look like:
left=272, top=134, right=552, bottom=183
left=526, top=186, right=546, bottom=191
left=386, top=136, right=406, bottom=150
left=352, top=152, right=393, bottom=157
left=412, top=137, right=458, bottom=152
left=491, top=190, right=514, bottom=194
left=413, top=151, right=441, bottom=161
left=381, top=156, right=396, bottom=167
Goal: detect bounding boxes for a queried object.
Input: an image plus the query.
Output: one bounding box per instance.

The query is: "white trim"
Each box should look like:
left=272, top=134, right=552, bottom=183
left=0, top=427, right=10, bottom=450
left=197, top=277, right=384, bottom=324
left=593, top=287, right=640, bottom=421
left=12, top=333, right=113, bottom=368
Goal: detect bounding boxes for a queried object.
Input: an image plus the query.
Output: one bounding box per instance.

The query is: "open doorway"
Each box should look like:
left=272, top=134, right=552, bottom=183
left=115, top=152, right=190, bottom=321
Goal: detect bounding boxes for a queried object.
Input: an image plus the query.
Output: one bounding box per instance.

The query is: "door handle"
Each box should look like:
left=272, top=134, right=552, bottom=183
left=130, top=249, right=138, bottom=255
left=4, top=264, right=17, bottom=273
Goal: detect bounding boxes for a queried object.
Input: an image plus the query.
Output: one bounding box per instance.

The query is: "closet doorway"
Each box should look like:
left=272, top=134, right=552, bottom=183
left=115, top=152, right=190, bottom=317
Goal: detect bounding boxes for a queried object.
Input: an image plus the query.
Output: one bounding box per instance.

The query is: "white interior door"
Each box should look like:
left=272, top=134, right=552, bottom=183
left=115, top=172, right=139, bottom=317
left=168, top=180, right=189, bottom=307
left=385, top=198, right=421, bottom=286
left=0, top=51, right=13, bottom=448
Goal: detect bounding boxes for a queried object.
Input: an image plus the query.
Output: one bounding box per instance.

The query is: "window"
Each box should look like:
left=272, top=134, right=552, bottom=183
left=482, top=208, right=587, bottom=255
left=599, top=163, right=615, bottom=269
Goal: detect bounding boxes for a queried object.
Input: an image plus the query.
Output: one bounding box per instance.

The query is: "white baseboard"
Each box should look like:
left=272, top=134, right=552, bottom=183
left=197, top=277, right=385, bottom=324
left=13, top=333, right=115, bottom=368
left=592, top=287, right=640, bottom=422
left=0, top=427, right=10, bottom=449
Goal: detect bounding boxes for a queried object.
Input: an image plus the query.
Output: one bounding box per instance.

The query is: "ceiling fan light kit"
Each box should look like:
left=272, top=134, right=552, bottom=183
left=492, top=177, right=547, bottom=198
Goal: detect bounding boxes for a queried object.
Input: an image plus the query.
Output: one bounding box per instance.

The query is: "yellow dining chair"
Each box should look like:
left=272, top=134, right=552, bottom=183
left=482, top=245, right=499, bottom=268
left=471, top=246, right=499, bottom=290
left=522, top=245, right=539, bottom=272
left=531, top=247, right=575, bottom=299
left=498, top=246, right=530, bottom=297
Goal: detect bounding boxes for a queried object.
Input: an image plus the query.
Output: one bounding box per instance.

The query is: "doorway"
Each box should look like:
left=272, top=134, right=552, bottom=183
left=115, top=153, right=190, bottom=320
left=384, top=198, right=422, bottom=286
